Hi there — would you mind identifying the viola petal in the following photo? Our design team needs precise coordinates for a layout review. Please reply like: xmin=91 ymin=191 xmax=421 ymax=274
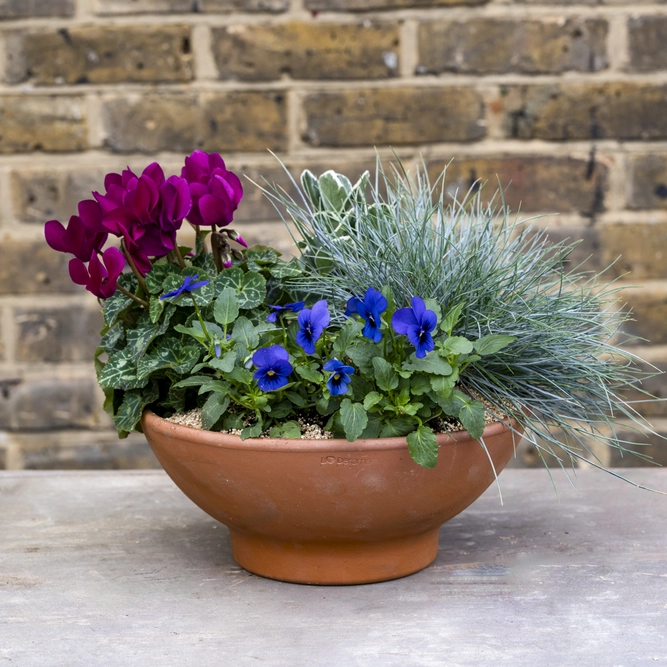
xmin=391 ymin=307 xmax=417 ymax=334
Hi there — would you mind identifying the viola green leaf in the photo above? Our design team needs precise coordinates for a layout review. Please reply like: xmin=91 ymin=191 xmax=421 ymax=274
xmin=372 ymin=357 xmax=399 ymax=392
xmin=214 ymin=287 xmax=239 ymax=326
xmin=406 ymin=425 xmax=439 ymax=468
xmin=402 ymin=354 xmax=452 ymax=376
xmin=473 ymin=334 xmax=517 ymax=356
xmin=340 ymin=398 xmax=368 ymax=442
xmin=458 ymin=399 xmax=486 ymax=439
xmin=201 ymin=392 xmax=230 ymax=430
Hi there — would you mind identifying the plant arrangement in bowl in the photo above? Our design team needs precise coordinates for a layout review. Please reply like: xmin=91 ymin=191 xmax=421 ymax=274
xmin=44 ymin=151 xmax=662 ymax=585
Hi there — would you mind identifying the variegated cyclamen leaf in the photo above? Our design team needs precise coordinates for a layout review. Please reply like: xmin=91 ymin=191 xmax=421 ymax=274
xmin=237 ymin=271 xmax=266 ymax=310
xmin=100 ymin=322 xmax=125 ymax=354
xmin=125 ymin=306 xmax=175 ymax=363
xmin=136 ymin=339 xmax=200 ymax=381
xmin=103 ymin=289 xmax=132 ymax=327
xmin=213 ymin=267 xmax=244 ymax=295
xmin=268 ymin=258 xmax=302 ymax=279
xmin=145 ymin=264 xmax=180 ymax=295
xmin=98 ymin=349 xmax=149 ymax=390
xmin=149 ymin=295 xmax=164 ymax=323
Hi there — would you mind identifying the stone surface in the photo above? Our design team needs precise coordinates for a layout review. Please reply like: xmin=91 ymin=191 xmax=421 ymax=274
xmin=628 ymin=154 xmax=667 ymax=210
xmin=621 ymin=285 xmax=667 ymax=346
xmin=628 ymin=15 xmax=667 ymax=72
xmin=201 ymin=91 xmax=288 ymax=153
xmin=303 ymin=87 xmax=485 ymax=147
xmin=0 ymin=96 xmax=87 ymax=153
xmin=305 ymin=0 xmax=486 ymax=10
xmin=13 ymin=25 xmax=193 ymax=86
xmin=0 ymin=0 xmax=74 ymax=18
xmin=417 ymin=19 xmax=607 ymax=75
xmin=199 ymin=0 xmax=289 ymax=11
xmin=0 ymin=375 xmax=101 ymax=431
xmin=14 ymin=306 xmax=103 ymax=363
xmin=495 ymin=83 xmax=667 ymax=141
xmin=599 ymin=223 xmax=667 ymax=280
xmin=93 ymin=0 xmax=195 ymax=13
xmin=16 ymin=432 xmax=159 ymax=470
xmin=428 ymin=155 xmax=608 ymax=214
xmin=1 ymin=469 xmax=666 ymax=664
xmin=102 ymin=93 xmax=199 ymax=153
xmin=0 ymin=238 xmax=80 ymax=294
xmin=212 ymin=22 xmax=399 ymax=81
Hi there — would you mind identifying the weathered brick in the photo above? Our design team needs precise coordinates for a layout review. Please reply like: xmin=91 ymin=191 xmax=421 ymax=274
xmin=0 ymin=96 xmax=87 ymax=153
xmin=0 ymin=0 xmax=74 ymax=18
xmin=14 ymin=306 xmax=102 ymax=363
xmin=303 ymin=87 xmax=485 ymax=147
xmin=12 ymin=26 xmax=193 ymax=86
xmin=201 ymin=91 xmax=288 ymax=153
xmin=0 ymin=238 xmax=80 ymax=295
xmin=427 ymin=156 xmax=607 ymax=214
xmin=102 ymin=93 xmax=200 ymax=154
xmin=599 ymin=223 xmax=667 ymax=280
xmin=200 ymin=0 xmax=288 ymax=11
xmin=11 ymin=169 xmax=108 ymax=224
xmin=0 ymin=375 xmax=101 ymax=431
xmin=417 ymin=19 xmax=607 ymax=75
xmin=93 ymin=0 xmax=195 ymax=13
xmin=305 ymin=0 xmax=486 ymax=11
xmin=495 ymin=83 xmax=667 ymax=141
xmin=18 ymin=431 xmax=160 ymax=470
xmin=535 ymin=225 xmax=602 ymax=273
xmin=621 ymin=285 xmax=667 ymax=346
xmin=618 ymin=359 xmax=667 ymax=418
xmin=212 ymin=22 xmax=399 ymax=81
xmin=628 ymin=17 xmax=667 ymax=72
xmin=608 ymin=424 xmax=667 ymax=468
xmin=0 ymin=446 xmax=5 ymax=469
xmin=628 ymin=155 xmax=667 ymax=210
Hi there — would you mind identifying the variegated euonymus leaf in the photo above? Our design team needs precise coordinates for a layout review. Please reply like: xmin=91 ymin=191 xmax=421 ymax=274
xmin=406 ymin=426 xmax=438 ymax=469
xmin=136 ymin=338 xmax=200 ymax=381
xmin=340 ymin=399 xmax=368 ymax=442
xmin=300 ymin=169 xmax=321 ymax=208
xmin=98 ymin=349 xmax=149 ymax=391
xmin=319 ymin=170 xmax=352 ymax=212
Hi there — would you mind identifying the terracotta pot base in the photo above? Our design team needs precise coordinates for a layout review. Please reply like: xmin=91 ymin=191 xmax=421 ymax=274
xmin=229 ymin=528 xmax=440 ymax=585
xmin=142 ymin=411 xmax=519 ymax=585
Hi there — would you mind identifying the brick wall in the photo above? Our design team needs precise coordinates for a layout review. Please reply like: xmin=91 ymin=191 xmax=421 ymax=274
xmin=0 ymin=0 xmax=665 ymax=470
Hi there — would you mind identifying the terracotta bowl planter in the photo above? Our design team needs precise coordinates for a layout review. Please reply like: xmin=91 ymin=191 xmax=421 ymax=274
xmin=142 ymin=410 xmax=519 ymax=585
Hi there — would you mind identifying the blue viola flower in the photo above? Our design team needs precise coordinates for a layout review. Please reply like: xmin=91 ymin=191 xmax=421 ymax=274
xmin=160 ymin=274 xmax=210 ymax=300
xmin=391 ymin=296 xmax=437 ymax=358
xmin=323 ymin=359 xmax=355 ymax=396
xmin=252 ymin=345 xmax=293 ymax=392
xmin=266 ymin=301 xmax=305 ymax=323
xmin=345 ymin=286 xmax=387 ymax=343
xmin=296 ymin=300 xmax=330 ymax=355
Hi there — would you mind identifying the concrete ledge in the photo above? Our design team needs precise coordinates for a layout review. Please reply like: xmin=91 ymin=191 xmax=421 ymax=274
xmin=1 ymin=469 xmax=666 ymax=665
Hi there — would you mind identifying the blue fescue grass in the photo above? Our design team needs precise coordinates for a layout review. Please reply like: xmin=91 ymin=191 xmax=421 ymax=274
xmin=257 ymin=157 xmax=665 ymax=492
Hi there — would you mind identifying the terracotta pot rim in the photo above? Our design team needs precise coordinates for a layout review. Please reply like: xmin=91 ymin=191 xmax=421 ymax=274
xmin=142 ymin=409 xmax=519 ymax=453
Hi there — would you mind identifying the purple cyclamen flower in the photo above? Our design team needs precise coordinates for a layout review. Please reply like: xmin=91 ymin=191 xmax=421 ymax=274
xmin=323 ymin=359 xmax=355 ymax=396
xmin=391 ymin=297 xmax=437 ymax=358
xmin=252 ymin=345 xmax=293 ymax=392
xmin=181 ymin=151 xmax=243 ymax=228
xmin=267 ymin=301 xmax=305 ymax=323
xmin=68 ymin=247 xmax=125 ymax=300
xmin=345 ymin=286 xmax=388 ymax=343
xmin=296 ymin=300 xmax=330 ymax=355
xmin=160 ymin=274 xmax=210 ymax=301
xmin=44 ymin=199 xmax=108 ymax=262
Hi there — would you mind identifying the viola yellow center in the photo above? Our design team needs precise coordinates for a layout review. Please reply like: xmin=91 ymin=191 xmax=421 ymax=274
xmin=267 ymin=370 xmax=275 ymax=376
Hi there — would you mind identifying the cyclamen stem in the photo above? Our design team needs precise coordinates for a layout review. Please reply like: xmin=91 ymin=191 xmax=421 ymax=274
xmin=116 ymin=283 xmax=149 ymax=308
xmin=172 ymin=244 xmax=186 ymax=269
xmin=120 ymin=240 xmax=148 ymax=294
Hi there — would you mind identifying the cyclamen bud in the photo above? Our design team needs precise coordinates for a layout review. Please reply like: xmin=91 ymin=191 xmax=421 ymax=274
xmin=227 ymin=229 xmax=248 ymax=248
